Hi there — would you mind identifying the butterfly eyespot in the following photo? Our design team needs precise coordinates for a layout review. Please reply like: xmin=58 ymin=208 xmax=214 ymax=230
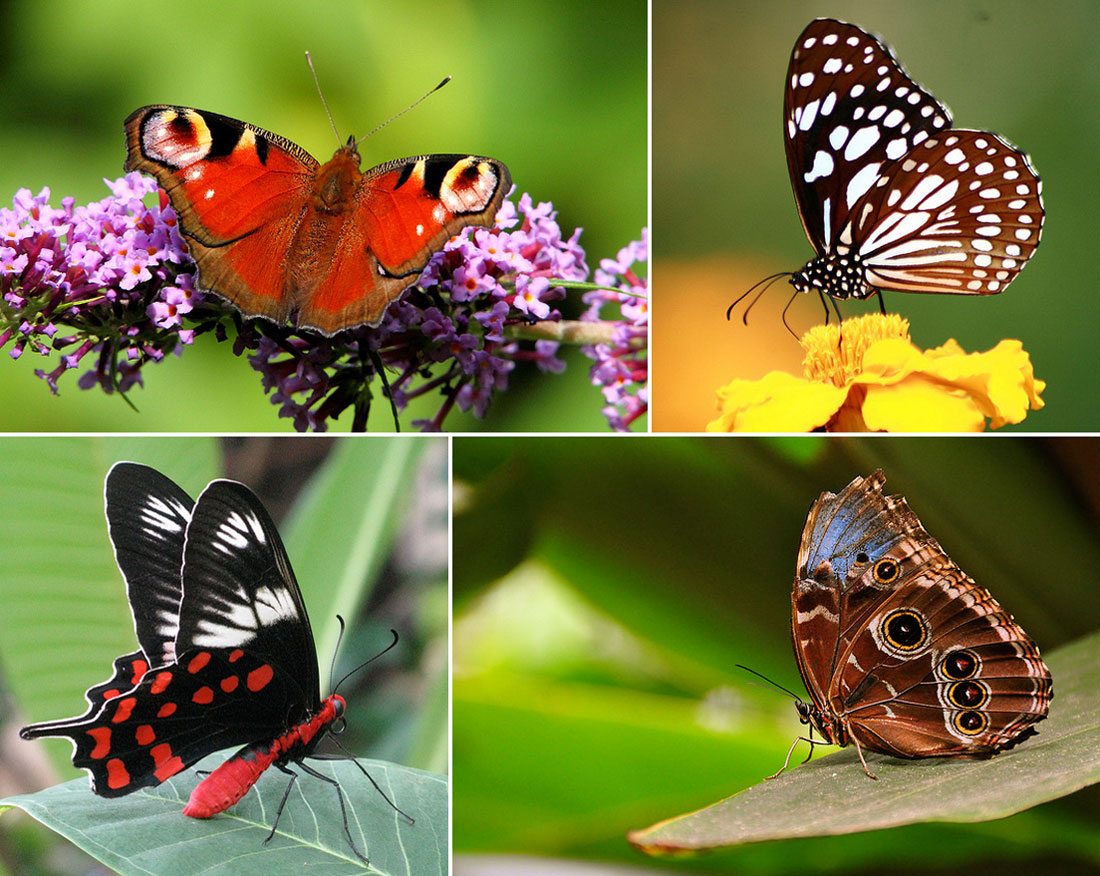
xmin=954 ymin=709 xmax=989 ymax=736
xmin=872 ymin=558 xmax=900 ymax=583
xmin=948 ymin=681 xmax=988 ymax=710
xmin=881 ymin=609 xmax=928 ymax=651
xmin=855 ymin=552 xmax=870 ymax=564
xmin=941 ymin=649 xmax=979 ymax=680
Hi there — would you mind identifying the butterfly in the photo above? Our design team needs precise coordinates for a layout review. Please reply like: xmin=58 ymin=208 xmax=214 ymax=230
xmin=124 ymin=104 xmax=511 ymax=335
xmin=779 ymin=470 xmax=1052 ymax=779
xmin=20 ymin=462 xmax=397 ymax=861
xmin=746 ymin=18 xmax=1044 ymax=315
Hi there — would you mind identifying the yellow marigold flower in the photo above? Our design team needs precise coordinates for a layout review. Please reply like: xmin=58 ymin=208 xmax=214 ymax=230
xmin=707 ymin=313 xmax=1044 ymax=432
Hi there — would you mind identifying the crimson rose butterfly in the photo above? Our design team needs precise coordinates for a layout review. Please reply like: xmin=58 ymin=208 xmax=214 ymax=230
xmin=20 ymin=462 xmax=403 ymax=862
xmin=777 ymin=471 xmax=1052 ymax=778
xmin=736 ymin=18 xmax=1044 ymax=317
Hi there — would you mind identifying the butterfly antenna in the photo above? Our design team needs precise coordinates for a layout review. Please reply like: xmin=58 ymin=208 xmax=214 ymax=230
xmin=327 ymin=615 xmax=348 ymax=693
xmin=304 ymin=51 xmax=342 ymax=145
xmin=734 ymin=664 xmax=805 ymax=702
xmin=727 ymin=272 xmax=791 ymax=324
xmin=332 ymin=628 xmax=400 ymax=696
xmin=355 ymin=76 xmax=452 ymax=148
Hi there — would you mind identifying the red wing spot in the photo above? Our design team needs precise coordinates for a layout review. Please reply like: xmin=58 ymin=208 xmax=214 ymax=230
xmin=87 ymin=727 xmax=111 ymax=759
xmin=188 ymin=652 xmax=211 ymax=674
xmin=228 ymin=649 xmax=244 ymax=663
xmin=220 ymin=675 xmax=239 ymax=693
xmin=130 ymin=659 xmax=149 ymax=684
xmin=192 ymin=686 xmax=214 ymax=705
xmin=103 ymin=688 xmax=122 ymax=701
xmin=151 ymin=671 xmax=173 ymax=694
xmin=106 ymin=758 xmax=131 ymax=790
xmin=246 ymin=664 xmax=274 ymax=692
xmin=151 ymin=743 xmax=185 ymax=782
xmin=135 ymin=725 xmax=156 ymax=746
xmin=111 ymin=697 xmax=137 ymax=723
xmin=157 ymin=702 xmax=177 ymax=718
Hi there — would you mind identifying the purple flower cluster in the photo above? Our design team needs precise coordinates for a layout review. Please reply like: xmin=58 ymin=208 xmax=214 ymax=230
xmin=0 ymin=174 xmax=200 ymax=394
xmin=2 ymin=175 xmax=646 ymax=432
xmin=246 ymin=192 xmax=590 ymax=431
xmin=580 ymin=229 xmax=649 ymax=430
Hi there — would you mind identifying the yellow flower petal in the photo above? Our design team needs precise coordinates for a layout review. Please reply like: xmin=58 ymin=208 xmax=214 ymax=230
xmin=708 ymin=313 xmax=1045 ymax=432
xmin=708 ymin=371 xmax=847 ymax=432
xmin=861 ymin=380 xmax=987 ymax=432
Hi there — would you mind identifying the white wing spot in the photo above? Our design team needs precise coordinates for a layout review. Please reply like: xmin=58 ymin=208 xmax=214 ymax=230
xmin=798 ymin=99 xmax=820 ymax=132
xmin=804 ymin=150 xmax=835 ymax=183
xmin=844 ymin=126 xmax=881 ymax=161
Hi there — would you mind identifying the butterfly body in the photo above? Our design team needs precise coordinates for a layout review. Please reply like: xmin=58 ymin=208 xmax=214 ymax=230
xmin=182 ymin=693 xmax=345 ymax=818
xmin=781 ymin=19 xmax=1043 ymax=303
xmin=124 ymin=105 xmax=510 ymax=334
xmin=788 ymin=471 xmax=1051 ymax=774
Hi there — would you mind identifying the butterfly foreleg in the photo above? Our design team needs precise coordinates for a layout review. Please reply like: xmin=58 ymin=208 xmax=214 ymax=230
xmin=767 ymin=734 xmax=822 ymax=780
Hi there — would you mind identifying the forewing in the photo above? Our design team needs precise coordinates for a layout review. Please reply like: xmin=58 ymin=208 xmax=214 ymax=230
xmin=105 ymin=462 xmax=194 ymax=666
xmin=124 ymin=105 xmax=319 ymax=324
xmin=784 ymin=18 xmax=951 ymax=252
xmin=177 ymin=480 xmax=319 ymax=712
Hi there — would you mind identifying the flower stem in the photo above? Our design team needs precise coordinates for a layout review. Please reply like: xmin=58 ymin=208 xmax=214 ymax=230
xmin=504 ymin=319 xmax=644 ymax=348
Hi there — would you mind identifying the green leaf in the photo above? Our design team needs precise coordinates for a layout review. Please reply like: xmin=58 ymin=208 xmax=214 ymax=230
xmin=0 ymin=755 xmax=446 ymax=876
xmin=286 ymin=437 xmax=428 ymax=665
xmin=627 ymin=629 xmax=1100 ymax=854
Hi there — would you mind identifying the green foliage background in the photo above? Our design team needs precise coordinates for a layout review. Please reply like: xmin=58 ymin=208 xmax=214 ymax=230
xmin=653 ymin=0 xmax=1100 ymax=430
xmin=453 ymin=436 xmax=1100 ymax=873
xmin=0 ymin=0 xmax=646 ymax=431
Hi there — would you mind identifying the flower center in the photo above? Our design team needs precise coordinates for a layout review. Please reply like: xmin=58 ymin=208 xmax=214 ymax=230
xmin=801 ymin=313 xmax=910 ymax=387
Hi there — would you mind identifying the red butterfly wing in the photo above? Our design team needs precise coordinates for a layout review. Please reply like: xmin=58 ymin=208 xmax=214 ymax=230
xmin=124 ymin=106 xmax=317 ymax=327
xmin=297 ymin=154 xmax=511 ymax=333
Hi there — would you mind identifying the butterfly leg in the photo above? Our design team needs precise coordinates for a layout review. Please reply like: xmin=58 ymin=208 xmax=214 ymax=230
xmin=767 ymin=734 xmax=822 ymax=780
xmin=297 ymin=759 xmax=369 ymax=865
xmin=851 ymin=736 xmax=879 ymax=781
xmin=780 ymin=290 xmax=801 ymax=340
xmin=264 ymin=762 xmax=300 ymax=845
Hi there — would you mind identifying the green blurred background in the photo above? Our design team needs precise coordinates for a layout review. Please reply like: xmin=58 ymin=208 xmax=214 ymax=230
xmin=0 ymin=435 xmax=448 ymax=871
xmin=0 ymin=0 xmax=646 ymax=431
xmin=653 ymin=0 xmax=1099 ymax=431
xmin=453 ymin=436 xmax=1100 ymax=873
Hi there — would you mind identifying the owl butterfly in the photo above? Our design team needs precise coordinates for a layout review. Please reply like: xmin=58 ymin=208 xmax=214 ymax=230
xmin=124 ymin=104 xmax=511 ymax=335
xmin=783 ymin=470 xmax=1051 ymax=779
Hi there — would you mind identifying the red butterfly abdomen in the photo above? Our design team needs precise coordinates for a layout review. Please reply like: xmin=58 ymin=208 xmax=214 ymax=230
xmin=182 ymin=740 xmax=278 ymax=818
xmin=182 ymin=695 xmax=345 ymax=818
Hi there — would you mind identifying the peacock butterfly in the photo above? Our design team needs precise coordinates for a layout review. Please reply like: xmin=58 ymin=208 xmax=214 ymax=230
xmin=124 ymin=105 xmax=511 ymax=335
